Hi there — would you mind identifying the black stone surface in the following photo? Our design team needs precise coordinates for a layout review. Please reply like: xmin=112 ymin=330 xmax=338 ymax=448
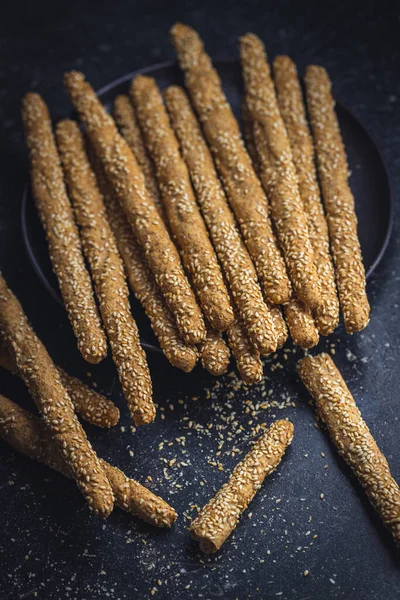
xmin=0 ymin=1 xmax=399 ymax=599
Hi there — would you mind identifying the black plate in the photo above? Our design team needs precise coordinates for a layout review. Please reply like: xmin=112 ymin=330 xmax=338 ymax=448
xmin=21 ymin=60 xmax=393 ymax=352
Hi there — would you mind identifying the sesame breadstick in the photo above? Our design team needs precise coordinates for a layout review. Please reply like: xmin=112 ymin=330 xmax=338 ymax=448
xmin=91 ymin=154 xmax=199 ymax=373
xmin=170 ymin=23 xmax=291 ymax=305
xmin=305 ymin=66 xmax=370 ymax=333
xmin=0 ymin=274 xmax=114 ymax=517
xmin=64 ymin=71 xmax=205 ymax=345
xmin=283 ymin=300 xmax=319 ymax=349
xmin=268 ymin=303 xmax=288 ymax=350
xmin=297 ymin=353 xmax=400 ymax=546
xmin=0 ymin=395 xmax=177 ymax=528
xmin=22 ymin=93 xmax=107 ymax=364
xmin=0 ymin=342 xmax=119 ymax=428
xmin=240 ymin=34 xmax=321 ymax=312
xmin=190 ymin=419 xmax=294 ymax=553
xmin=164 ymin=85 xmax=277 ymax=355
xmin=273 ymin=56 xmax=339 ymax=336
xmin=226 ymin=318 xmax=263 ymax=384
xmin=113 ymin=94 xmax=166 ymax=222
xmin=131 ymin=76 xmax=234 ymax=333
xmin=56 ymin=120 xmax=154 ymax=426
xmin=199 ymin=324 xmax=231 ymax=376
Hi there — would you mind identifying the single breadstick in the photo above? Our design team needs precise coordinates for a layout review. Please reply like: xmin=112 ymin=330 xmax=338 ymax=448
xmin=273 ymin=56 xmax=339 ymax=335
xmin=64 ymin=71 xmax=205 ymax=345
xmin=268 ymin=303 xmax=288 ymax=349
xmin=91 ymin=153 xmax=199 ymax=373
xmin=55 ymin=120 xmax=154 ymax=426
xmin=190 ymin=420 xmax=294 ymax=553
xmin=0 ymin=274 xmax=114 ymax=517
xmin=131 ymin=76 xmax=234 ymax=333
xmin=226 ymin=318 xmax=263 ymax=384
xmin=297 ymin=353 xmax=400 ymax=546
xmin=283 ymin=300 xmax=319 ymax=349
xmin=199 ymin=324 xmax=231 ymax=376
xmin=165 ymin=85 xmax=277 ymax=355
xmin=305 ymin=66 xmax=370 ymax=333
xmin=240 ymin=34 xmax=321 ymax=312
xmin=113 ymin=94 xmax=166 ymax=222
xmin=170 ymin=23 xmax=291 ymax=305
xmin=21 ymin=93 xmax=107 ymax=364
xmin=0 ymin=395 xmax=177 ymax=527
xmin=0 ymin=343 xmax=119 ymax=428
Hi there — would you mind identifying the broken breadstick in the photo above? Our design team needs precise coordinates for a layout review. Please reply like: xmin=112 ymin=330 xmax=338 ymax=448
xmin=164 ymin=84 xmax=277 ymax=355
xmin=91 ymin=153 xmax=198 ymax=373
xmin=305 ymin=66 xmax=370 ymax=333
xmin=0 ymin=395 xmax=176 ymax=527
xmin=170 ymin=23 xmax=291 ymax=306
xmin=22 ymin=93 xmax=107 ymax=364
xmin=297 ymin=353 xmax=400 ymax=546
xmin=199 ymin=324 xmax=231 ymax=376
xmin=0 ymin=274 xmax=114 ymax=517
xmin=64 ymin=71 xmax=205 ymax=345
xmin=131 ymin=76 xmax=234 ymax=333
xmin=226 ymin=318 xmax=263 ymax=384
xmin=240 ymin=34 xmax=321 ymax=311
xmin=189 ymin=419 xmax=294 ymax=553
xmin=113 ymin=94 xmax=166 ymax=222
xmin=56 ymin=119 xmax=154 ymax=426
xmin=273 ymin=56 xmax=339 ymax=336
xmin=0 ymin=342 xmax=119 ymax=428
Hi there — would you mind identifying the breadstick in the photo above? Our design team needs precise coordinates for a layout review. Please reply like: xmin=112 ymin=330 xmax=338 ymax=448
xmin=189 ymin=419 xmax=294 ymax=553
xmin=226 ymin=318 xmax=263 ymax=384
xmin=297 ymin=353 xmax=400 ymax=546
xmin=113 ymin=94 xmax=166 ymax=222
xmin=283 ymin=300 xmax=319 ymax=349
xmin=164 ymin=85 xmax=277 ymax=355
xmin=131 ymin=76 xmax=234 ymax=333
xmin=170 ymin=23 xmax=291 ymax=305
xmin=199 ymin=324 xmax=230 ymax=376
xmin=64 ymin=71 xmax=205 ymax=345
xmin=0 ymin=274 xmax=114 ymax=517
xmin=22 ymin=93 xmax=107 ymax=364
xmin=55 ymin=120 xmax=154 ymax=426
xmin=240 ymin=34 xmax=321 ymax=312
xmin=91 ymin=152 xmax=198 ymax=373
xmin=273 ymin=56 xmax=339 ymax=335
xmin=305 ymin=66 xmax=370 ymax=333
xmin=268 ymin=303 xmax=288 ymax=350
xmin=0 ymin=395 xmax=177 ymax=528
xmin=0 ymin=342 xmax=119 ymax=428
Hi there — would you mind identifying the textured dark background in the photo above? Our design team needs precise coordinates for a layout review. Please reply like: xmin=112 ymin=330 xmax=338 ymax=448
xmin=0 ymin=0 xmax=399 ymax=598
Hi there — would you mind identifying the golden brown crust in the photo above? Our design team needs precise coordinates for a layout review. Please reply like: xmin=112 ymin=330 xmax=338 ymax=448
xmin=268 ymin=303 xmax=288 ymax=349
xmin=283 ymin=299 xmax=319 ymax=349
xmin=21 ymin=93 xmax=107 ymax=364
xmin=0 ymin=395 xmax=177 ymax=527
xmin=64 ymin=71 xmax=205 ymax=345
xmin=189 ymin=420 xmax=294 ymax=553
xmin=226 ymin=318 xmax=263 ymax=384
xmin=170 ymin=23 xmax=291 ymax=305
xmin=297 ymin=353 xmax=400 ymax=546
xmin=304 ymin=66 xmax=370 ymax=334
xmin=0 ymin=274 xmax=114 ymax=517
xmin=56 ymin=119 xmax=154 ymax=426
xmin=113 ymin=94 xmax=166 ymax=222
xmin=130 ymin=76 xmax=234 ymax=332
xmin=240 ymin=34 xmax=321 ymax=312
xmin=0 ymin=343 xmax=119 ymax=428
xmin=165 ymin=85 xmax=278 ymax=355
xmin=199 ymin=324 xmax=231 ymax=376
xmin=273 ymin=56 xmax=339 ymax=335
xmin=91 ymin=156 xmax=199 ymax=373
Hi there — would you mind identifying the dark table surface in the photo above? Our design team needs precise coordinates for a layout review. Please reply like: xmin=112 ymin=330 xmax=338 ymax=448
xmin=0 ymin=1 xmax=399 ymax=598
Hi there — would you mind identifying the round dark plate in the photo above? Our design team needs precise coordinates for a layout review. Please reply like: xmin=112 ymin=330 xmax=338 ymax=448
xmin=21 ymin=60 xmax=393 ymax=352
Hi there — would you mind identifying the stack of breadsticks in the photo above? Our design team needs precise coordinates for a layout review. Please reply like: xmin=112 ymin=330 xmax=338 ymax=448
xmin=19 ymin=23 xmax=369 ymax=426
